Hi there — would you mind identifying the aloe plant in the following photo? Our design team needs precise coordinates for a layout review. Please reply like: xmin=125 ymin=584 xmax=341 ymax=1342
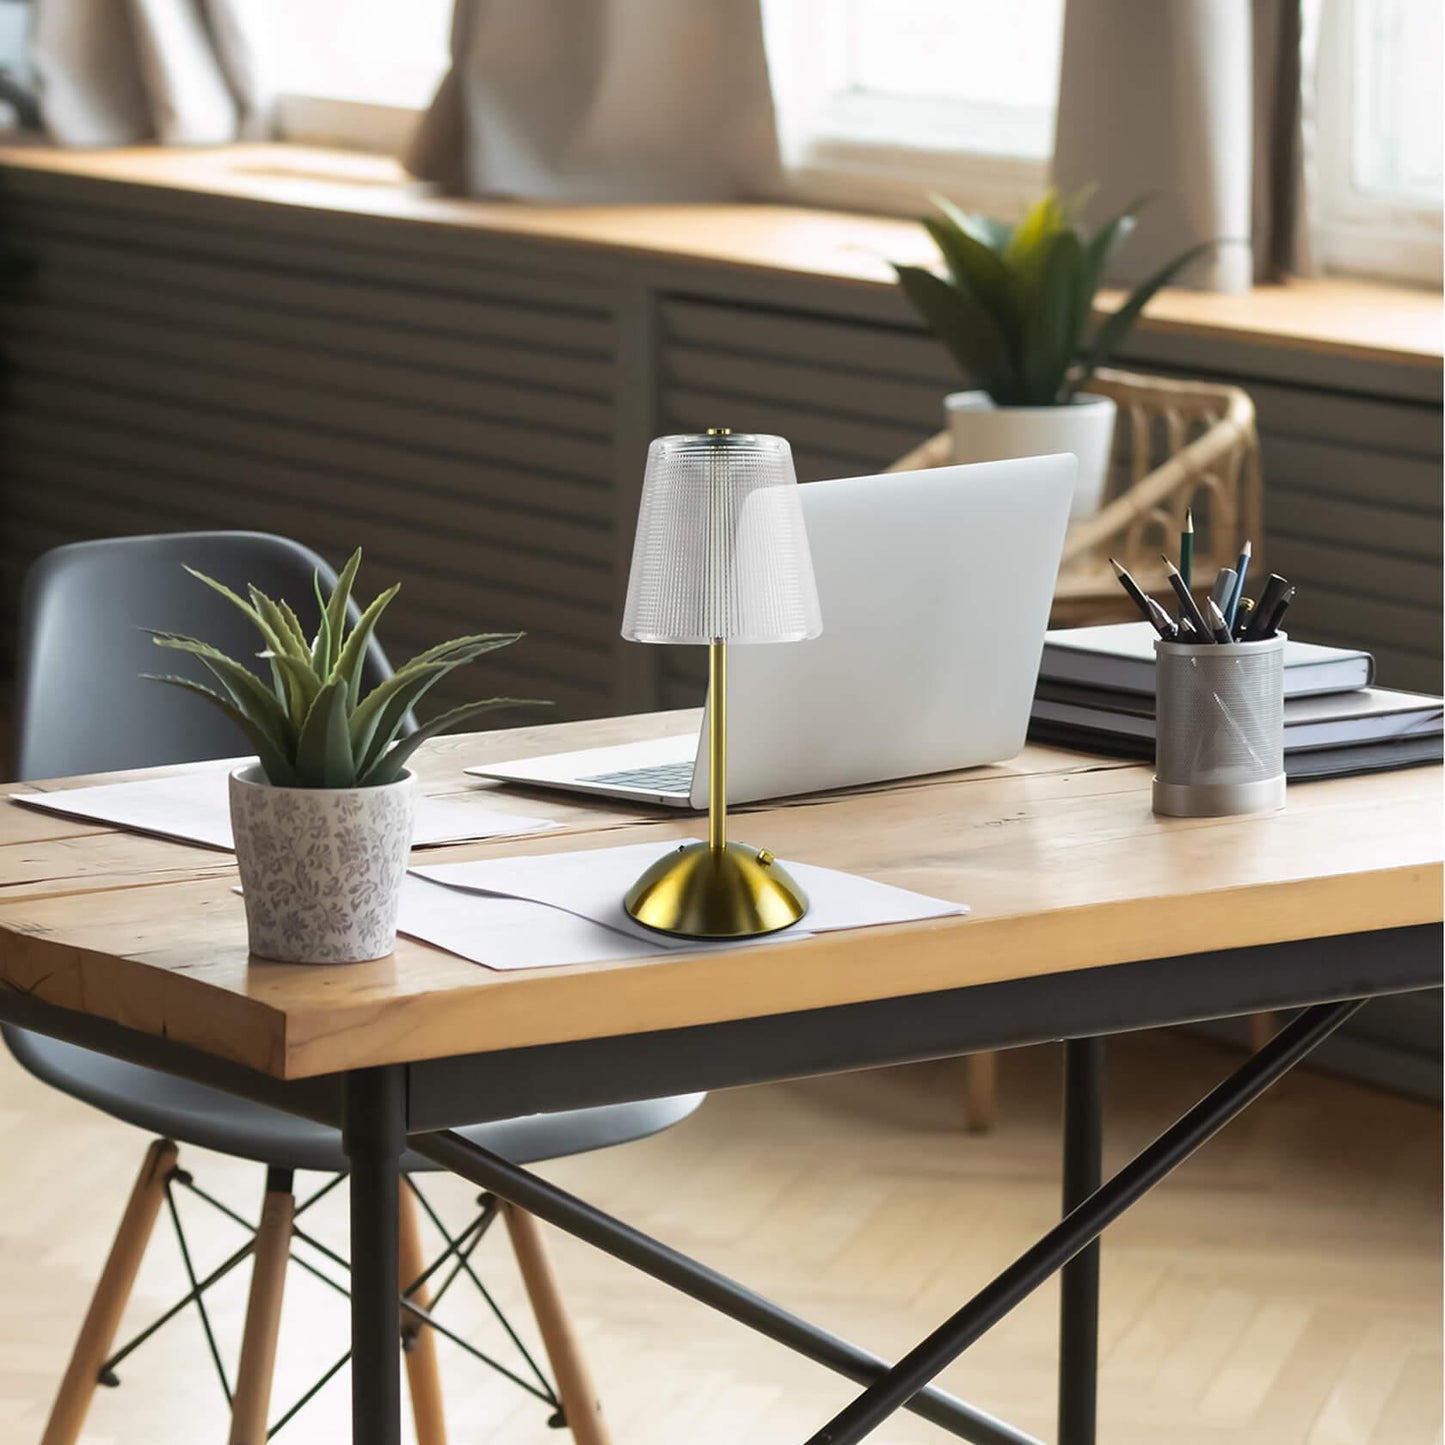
xmin=894 ymin=190 xmax=1212 ymax=407
xmin=144 ymin=549 xmax=544 ymax=788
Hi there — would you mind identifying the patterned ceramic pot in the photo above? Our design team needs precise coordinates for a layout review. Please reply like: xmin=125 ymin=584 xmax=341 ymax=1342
xmin=228 ymin=764 xmax=415 ymax=963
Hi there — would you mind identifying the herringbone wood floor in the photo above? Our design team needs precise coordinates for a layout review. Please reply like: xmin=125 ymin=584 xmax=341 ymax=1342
xmin=0 ymin=1030 xmax=1438 ymax=1444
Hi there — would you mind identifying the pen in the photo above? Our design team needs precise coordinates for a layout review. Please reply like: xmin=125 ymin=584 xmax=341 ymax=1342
xmin=1232 ymin=596 xmax=1255 ymax=639
xmin=1241 ymin=573 xmax=1291 ymax=640
xmin=1180 ymin=508 xmax=1194 ymax=593
xmin=1225 ymin=539 xmax=1251 ymax=628
xmin=1255 ymin=584 xmax=1295 ymax=639
xmin=1208 ymin=567 xmax=1237 ymax=614
xmin=1144 ymin=594 xmax=1179 ymax=641
xmin=1206 ymin=597 xmax=1233 ymax=644
xmin=1109 ymin=557 xmax=1156 ymax=626
xmin=1161 ymin=554 xmax=1211 ymax=640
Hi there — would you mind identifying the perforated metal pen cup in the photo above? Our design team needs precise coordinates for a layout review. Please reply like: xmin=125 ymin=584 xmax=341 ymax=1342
xmin=1152 ymin=633 xmax=1287 ymax=818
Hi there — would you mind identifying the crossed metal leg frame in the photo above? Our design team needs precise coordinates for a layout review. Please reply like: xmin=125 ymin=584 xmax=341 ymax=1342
xmin=396 ymin=999 xmax=1362 ymax=1445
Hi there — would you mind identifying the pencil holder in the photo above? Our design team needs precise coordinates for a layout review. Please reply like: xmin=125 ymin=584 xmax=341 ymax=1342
xmin=1152 ymin=633 xmax=1287 ymax=818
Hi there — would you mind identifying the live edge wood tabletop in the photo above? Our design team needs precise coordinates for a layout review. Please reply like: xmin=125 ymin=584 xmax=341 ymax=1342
xmin=0 ymin=710 xmax=1438 ymax=1084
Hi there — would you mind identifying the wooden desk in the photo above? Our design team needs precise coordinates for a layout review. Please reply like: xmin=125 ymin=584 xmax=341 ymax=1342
xmin=0 ymin=714 xmax=1439 ymax=1445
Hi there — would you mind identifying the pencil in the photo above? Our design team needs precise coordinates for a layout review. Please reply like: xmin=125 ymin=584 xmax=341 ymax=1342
xmin=1180 ymin=508 xmax=1194 ymax=592
xmin=1109 ymin=557 xmax=1155 ymax=625
xmin=1162 ymin=554 xmax=1211 ymax=639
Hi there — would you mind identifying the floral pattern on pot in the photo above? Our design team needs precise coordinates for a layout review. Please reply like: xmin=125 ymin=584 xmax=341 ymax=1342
xmin=229 ymin=764 xmax=416 ymax=963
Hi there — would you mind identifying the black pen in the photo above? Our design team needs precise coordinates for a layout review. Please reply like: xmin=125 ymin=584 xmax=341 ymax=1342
xmin=1241 ymin=574 xmax=1291 ymax=640
xmin=1206 ymin=598 xmax=1233 ymax=644
xmin=1161 ymin=555 xmax=1212 ymax=640
xmin=1256 ymin=585 xmax=1296 ymax=639
xmin=1232 ymin=596 xmax=1255 ymax=639
xmin=1144 ymin=595 xmax=1179 ymax=640
xmin=1225 ymin=540 xmax=1251 ymax=628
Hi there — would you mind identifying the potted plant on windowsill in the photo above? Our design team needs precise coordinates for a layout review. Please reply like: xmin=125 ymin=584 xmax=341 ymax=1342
xmin=894 ymin=191 xmax=1210 ymax=518
xmin=146 ymin=550 xmax=542 ymax=964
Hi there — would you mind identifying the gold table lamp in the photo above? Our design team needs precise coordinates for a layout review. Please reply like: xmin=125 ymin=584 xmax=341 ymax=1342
xmin=620 ymin=430 xmax=823 ymax=939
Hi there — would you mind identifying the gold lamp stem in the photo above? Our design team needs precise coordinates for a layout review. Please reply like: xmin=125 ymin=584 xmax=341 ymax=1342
xmin=708 ymin=636 xmax=727 ymax=853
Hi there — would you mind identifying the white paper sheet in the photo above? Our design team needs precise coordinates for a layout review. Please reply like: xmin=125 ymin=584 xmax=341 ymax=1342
xmin=11 ymin=762 xmax=559 ymax=852
xmin=412 ymin=838 xmax=967 ymax=950
xmin=396 ymin=875 xmax=663 ymax=970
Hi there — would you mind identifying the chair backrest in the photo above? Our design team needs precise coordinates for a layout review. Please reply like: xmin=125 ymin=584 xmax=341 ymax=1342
xmin=12 ymin=531 xmax=396 ymax=781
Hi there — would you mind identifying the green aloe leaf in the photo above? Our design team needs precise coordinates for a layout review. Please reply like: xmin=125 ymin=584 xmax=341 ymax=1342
xmin=294 ymin=678 xmax=354 ymax=787
xmin=183 ymin=567 xmax=288 ymax=657
xmin=401 ymin=632 xmax=522 ymax=670
xmin=360 ymin=698 xmax=546 ymax=787
xmin=323 ymin=549 xmax=363 ymax=674
xmin=1004 ymin=190 xmax=1066 ymax=273
xmin=330 ymin=582 xmax=400 ymax=711
xmin=149 ymin=632 xmax=294 ymax=754
xmin=932 ymin=195 xmax=1014 ymax=255
xmin=309 ymin=570 xmax=328 ymax=675
xmin=1020 ymin=231 xmax=1083 ymax=404
xmin=893 ymin=263 xmax=1012 ymax=394
xmin=143 ymin=673 xmax=299 ymax=786
xmin=258 ymin=650 xmax=322 ymax=727
xmin=350 ymin=658 xmax=461 ymax=773
xmin=921 ymin=213 xmax=1021 ymax=377
xmin=275 ymin=599 xmax=312 ymax=661
xmin=1080 ymin=239 xmax=1215 ymax=386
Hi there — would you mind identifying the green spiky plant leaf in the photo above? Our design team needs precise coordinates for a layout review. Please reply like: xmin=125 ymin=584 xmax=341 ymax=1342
xmin=894 ymin=190 xmax=1215 ymax=405
xmin=144 ymin=549 xmax=547 ymax=787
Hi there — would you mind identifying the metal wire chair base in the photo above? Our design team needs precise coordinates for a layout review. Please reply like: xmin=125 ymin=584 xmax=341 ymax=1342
xmin=96 ymin=1162 xmax=565 ymax=1439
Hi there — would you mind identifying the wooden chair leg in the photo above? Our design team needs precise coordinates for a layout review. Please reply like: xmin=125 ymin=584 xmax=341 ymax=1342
xmin=501 ymin=1203 xmax=612 ymax=1445
xmin=964 ymin=1051 xmax=999 ymax=1133
xmin=399 ymin=1183 xmax=447 ymax=1445
xmin=1248 ymin=1012 xmax=1278 ymax=1051
xmin=41 ymin=1137 xmax=178 ymax=1445
xmin=229 ymin=1172 xmax=294 ymax=1445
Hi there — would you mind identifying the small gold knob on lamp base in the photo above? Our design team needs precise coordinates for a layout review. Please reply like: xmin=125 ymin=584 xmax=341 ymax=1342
xmin=624 ymin=840 xmax=808 ymax=940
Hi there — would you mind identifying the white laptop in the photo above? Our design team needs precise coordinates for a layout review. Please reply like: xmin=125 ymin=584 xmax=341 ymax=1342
xmin=469 ymin=455 xmax=1075 ymax=808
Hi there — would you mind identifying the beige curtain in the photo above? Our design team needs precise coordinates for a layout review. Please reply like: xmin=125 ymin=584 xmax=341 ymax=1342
xmin=1051 ymin=0 xmax=1310 ymax=291
xmin=32 ymin=0 xmax=269 ymax=147
xmin=407 ymin=0 xmax=782 ymax=202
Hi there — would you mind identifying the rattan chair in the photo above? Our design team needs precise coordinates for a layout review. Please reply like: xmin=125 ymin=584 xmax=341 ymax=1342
xmin=890 ymin=370 xmax=1265 ymax=1130
xmin=889 ymin=367 xmax=1264 ymax=629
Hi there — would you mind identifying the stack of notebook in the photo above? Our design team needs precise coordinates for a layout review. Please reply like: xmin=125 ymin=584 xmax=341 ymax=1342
xmin=1029 ymin=622 xmax=1444 ymax=780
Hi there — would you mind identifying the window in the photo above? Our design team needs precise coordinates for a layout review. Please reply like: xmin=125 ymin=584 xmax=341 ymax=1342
xmin=762 ymin=0 xmax=1066 ymax=216
xmin=1312 ymin=0 xmax=1443 ymax=286
xmin=242 ymin=0 xmax=451 ymax=153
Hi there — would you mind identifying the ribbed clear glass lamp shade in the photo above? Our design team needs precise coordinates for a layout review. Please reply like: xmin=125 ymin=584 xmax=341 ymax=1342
xmin=621 ymin=432 xmax=822 ymax=644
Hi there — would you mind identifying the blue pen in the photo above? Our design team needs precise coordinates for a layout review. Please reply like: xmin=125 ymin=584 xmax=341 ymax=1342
xmin=1225 ymin=540 xmax=1251 ymax=628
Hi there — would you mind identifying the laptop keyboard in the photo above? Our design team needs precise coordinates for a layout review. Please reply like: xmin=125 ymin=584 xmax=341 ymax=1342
xmin=579 ymin=762 xmax=694 ymax=793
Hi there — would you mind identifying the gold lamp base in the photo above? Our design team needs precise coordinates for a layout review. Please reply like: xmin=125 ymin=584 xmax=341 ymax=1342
xmin=624 ymin=840 xmax=809 ymax=940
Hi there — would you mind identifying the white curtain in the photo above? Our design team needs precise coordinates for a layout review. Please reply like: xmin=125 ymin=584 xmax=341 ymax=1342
xmin=406 ymin=0 xmax=782 ymax=202
xmin=32 ymin=0 xmax=270 ymax=147
xmin=1051 ymin=0 xmax=1310 ymax=292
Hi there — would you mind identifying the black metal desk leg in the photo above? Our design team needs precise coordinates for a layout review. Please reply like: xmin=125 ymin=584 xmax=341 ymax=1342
xmin=344 ymin=1066 xmax=405 ymax=1445
xmin=1059 ymin=1037 xmax=1103 ymax=1445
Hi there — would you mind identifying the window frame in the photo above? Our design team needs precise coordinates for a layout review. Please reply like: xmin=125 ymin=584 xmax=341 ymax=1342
xmin=1310 ymin=0 xmax=1442 ymax=288
xmin=763 ymin=0 xmax=1058 ymax=217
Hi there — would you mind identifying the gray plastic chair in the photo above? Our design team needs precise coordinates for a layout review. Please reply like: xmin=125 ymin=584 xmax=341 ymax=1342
xmin=9 ymin=532 xmax=702 ymax=1445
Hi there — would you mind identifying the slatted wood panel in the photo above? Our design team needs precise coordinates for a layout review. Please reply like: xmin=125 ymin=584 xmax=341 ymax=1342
xmin=0 ymin=176 xmax=624 ymax=722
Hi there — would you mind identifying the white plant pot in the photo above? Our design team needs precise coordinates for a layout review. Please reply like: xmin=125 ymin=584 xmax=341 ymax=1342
xmin=945 ymin=390 xmax=1117 ymax=519
xmin=229 ymin=764 xmax=416 ymax=964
